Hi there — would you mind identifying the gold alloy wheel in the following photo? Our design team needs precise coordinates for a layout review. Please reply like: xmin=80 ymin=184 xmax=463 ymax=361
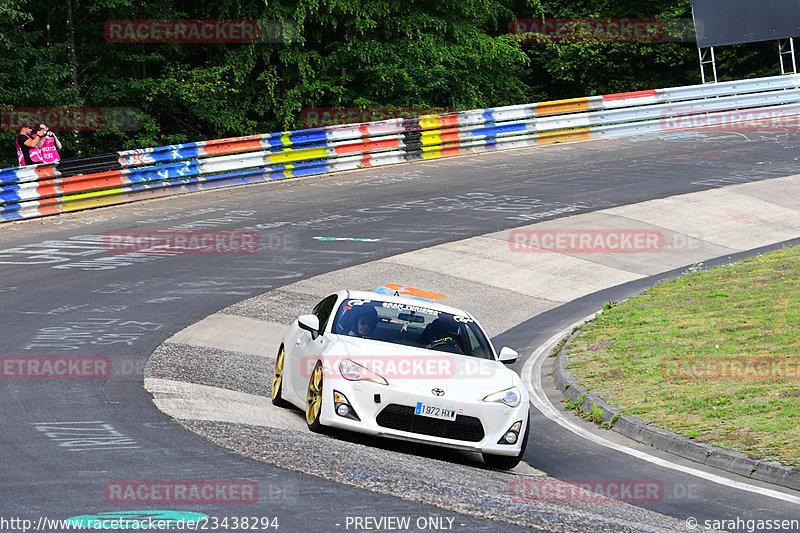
xmin=271 ymin=346 xmax=288 ymax=407
xmin=271 ymin=347 xmax=284 ymax=400
xmin=306 ymin=361 xmax=324 ymax=429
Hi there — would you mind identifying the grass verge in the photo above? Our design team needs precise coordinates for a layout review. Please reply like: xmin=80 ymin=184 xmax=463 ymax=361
xmin=566 ymin=245 xmax=800 ymax=466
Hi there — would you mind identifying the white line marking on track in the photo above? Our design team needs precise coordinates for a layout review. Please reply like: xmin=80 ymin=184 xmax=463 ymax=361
xmin=522 ymin=322 xmax=800 ymax=506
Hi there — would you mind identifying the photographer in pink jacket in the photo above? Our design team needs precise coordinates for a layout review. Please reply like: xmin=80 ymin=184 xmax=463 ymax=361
xmin=37 ymin=122 xmax=62 ymax=164
xmin=15 ymin=122 xmax=45 ymax=166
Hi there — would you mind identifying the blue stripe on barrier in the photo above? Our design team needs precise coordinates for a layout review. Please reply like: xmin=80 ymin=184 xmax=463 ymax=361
xmin=470 ymin=123 xmax=529 ymax=138
xmin=125 ymin=160 xmax=199 ymax=184
xmin=287 ymin=129 xmax=330 ymax=145
xmin=0 ymin=184 xmax=23 ymax=204
xmin=0 ymin=168 xmax=34 ymax=186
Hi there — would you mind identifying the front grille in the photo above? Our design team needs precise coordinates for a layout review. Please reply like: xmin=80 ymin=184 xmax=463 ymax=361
xmin=375 ymin=404 xmax=484 ymax=442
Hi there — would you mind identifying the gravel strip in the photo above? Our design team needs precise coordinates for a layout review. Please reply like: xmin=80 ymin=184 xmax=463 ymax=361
xmin=182 ymin=419 xmax=690 ymax=532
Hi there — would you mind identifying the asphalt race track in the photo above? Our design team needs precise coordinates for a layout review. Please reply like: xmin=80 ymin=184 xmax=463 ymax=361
xmin=2 ymin=128 xmax=800 ymax=532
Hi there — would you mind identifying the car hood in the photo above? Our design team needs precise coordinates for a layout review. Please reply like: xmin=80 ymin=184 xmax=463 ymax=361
xmin=327 ymin=335 xmax=518 ymax=398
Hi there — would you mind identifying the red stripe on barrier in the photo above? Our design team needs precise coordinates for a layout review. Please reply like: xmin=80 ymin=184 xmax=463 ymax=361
xmin=602 ymin=89 xmax=657 ymax=101
xmin=334 ymin=138 xmax=400 ymax=154
xmin=203 ymin=138 xmax=263 ymax=156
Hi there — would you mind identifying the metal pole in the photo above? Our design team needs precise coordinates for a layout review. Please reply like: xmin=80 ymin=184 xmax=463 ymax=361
xmin=711 ymin=46 xmax=718 ymax=83
xmin=699 ymin=47 xmax=706 ymax=83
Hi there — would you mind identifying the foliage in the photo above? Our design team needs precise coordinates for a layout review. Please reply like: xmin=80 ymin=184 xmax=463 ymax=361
xmin=0 ymin=0 xmax=786 ymax=168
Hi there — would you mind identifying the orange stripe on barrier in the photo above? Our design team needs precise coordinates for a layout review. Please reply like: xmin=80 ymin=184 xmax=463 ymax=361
xmin=438 ymin=131 xmax=461 ymax=144
xmin=34 ymin=197 xmax=61 ymax=217
xmin=35 ymin=180 xmax=62 ymax=199
xmin=334 ymin=138 xmax=400 ymax=154
xmin=536 ymin=98 xmax=589 ymax=116
xmin=602 ymin=89 xmax=657 ymax=101
xmin=437 ymin=115 xmax=460 ymax=128
xmin=34 ymin=165 xmax=59 ymax=180
xmin=203 ymin=138 xmax=263 ymax=156
xmin=536 ymin=128 xmax=591 ymax=144
xmin=59 ymin=170 xmax=125 ymax=195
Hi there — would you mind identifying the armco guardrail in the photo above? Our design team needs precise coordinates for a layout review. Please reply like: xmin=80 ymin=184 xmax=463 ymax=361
xmin=3 ymin=74 xmax=800 ymax=222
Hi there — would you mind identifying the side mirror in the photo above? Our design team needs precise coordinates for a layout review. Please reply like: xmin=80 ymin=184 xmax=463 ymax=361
xmin=298 ymin=314 xmax=320 ymax=339
xmin=498 ymin=347 xmax=518 ymax=364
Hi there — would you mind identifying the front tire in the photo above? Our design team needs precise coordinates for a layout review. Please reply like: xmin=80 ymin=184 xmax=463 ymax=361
xmin=271 ymin=346 xmax=289 ymax=407
xmin=482 ymin=414 xmax=530 ymax=470
xmin=306 ymin=360 xmax=324 ymax=433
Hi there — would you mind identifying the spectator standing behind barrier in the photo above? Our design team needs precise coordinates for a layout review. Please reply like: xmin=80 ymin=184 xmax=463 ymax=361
xmin=15 ymin=122 xmax=45 ymax=166
xmin=37 ymin=122 xmax=62 ymax=164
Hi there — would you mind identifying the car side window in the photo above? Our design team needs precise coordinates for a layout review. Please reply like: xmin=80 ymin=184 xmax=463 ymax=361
xmin=312 ymin=294 xmax=339 ymax=333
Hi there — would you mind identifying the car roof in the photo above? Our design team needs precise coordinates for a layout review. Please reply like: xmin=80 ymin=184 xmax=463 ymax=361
xmin=340 ymin=290 xmax=474 ymax=318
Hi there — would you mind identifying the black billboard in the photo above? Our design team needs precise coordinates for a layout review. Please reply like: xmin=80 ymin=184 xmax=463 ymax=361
xmin=692 ymin=0 xmax=800 ymax=47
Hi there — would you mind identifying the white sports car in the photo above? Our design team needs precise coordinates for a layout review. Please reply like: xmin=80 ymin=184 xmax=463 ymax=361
xmin=271 ymin=290 xmax=530 ymax=469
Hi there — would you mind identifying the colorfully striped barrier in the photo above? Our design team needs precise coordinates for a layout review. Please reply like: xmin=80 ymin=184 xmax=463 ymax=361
xmin=3 ymin=73 xmax=800 ymax=222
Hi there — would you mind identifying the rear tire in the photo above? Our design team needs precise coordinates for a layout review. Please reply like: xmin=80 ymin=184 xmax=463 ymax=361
xmin=482 ymin=413 xmax=529 ymax=470
xmin=271 ymin=346 xmax=289 ymax=407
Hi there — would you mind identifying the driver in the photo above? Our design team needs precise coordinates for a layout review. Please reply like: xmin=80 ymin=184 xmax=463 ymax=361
xmin=422 ymin=316 xmax=463 ymax=352
xmin=348 ymin=306 xmax=378 ymax=338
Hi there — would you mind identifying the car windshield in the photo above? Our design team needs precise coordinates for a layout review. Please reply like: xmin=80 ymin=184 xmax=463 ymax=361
xmin=331 ymin=298 xmax=494 ymax=359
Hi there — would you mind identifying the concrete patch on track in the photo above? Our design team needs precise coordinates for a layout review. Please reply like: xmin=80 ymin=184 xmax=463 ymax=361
xmin=145 ymin=377 xmax=307 ymax=430
xmin=143 ymin=173 xmax=800 ymax=530
xmin=165 ymin=314 xmax=285 ymax=356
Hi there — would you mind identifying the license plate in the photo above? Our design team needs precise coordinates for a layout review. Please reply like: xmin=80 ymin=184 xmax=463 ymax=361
xmin=414 ymin=402 xmax=457 ymax=421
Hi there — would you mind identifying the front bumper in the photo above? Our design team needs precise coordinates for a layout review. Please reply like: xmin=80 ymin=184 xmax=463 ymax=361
xmin=318 ymin=379 xmax=529 ymax=456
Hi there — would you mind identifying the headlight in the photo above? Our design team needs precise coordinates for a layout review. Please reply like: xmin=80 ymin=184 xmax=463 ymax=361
xmin=339 ymin=359 xmax=388 ymax=385
xmin=483 ymin=386 xmax=521 ymax=407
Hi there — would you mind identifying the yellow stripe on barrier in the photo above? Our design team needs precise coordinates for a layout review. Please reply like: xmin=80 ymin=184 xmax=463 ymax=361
xmin=420 ymin=145 xmax=463 ymax=159
xmin=267 ymin=146 xmax=328 ymax=164
xmin=61 ymin=187 xmax=129 ymax=211
xmin=419 ymin=116 xmax=443 ymax=130
xmin=420 ymin=132 xmax=444 ymax=146
xmin=64 ymin=186 xmax=128 ymax=201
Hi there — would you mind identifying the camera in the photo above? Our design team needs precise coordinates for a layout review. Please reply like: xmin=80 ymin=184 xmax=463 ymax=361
xmin=47 ymin=131 xmax=54 ymax=137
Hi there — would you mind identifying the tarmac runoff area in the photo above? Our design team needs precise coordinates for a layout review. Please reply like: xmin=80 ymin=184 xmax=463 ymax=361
xmin=144 ymin=174 xmax=800 ymax=530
